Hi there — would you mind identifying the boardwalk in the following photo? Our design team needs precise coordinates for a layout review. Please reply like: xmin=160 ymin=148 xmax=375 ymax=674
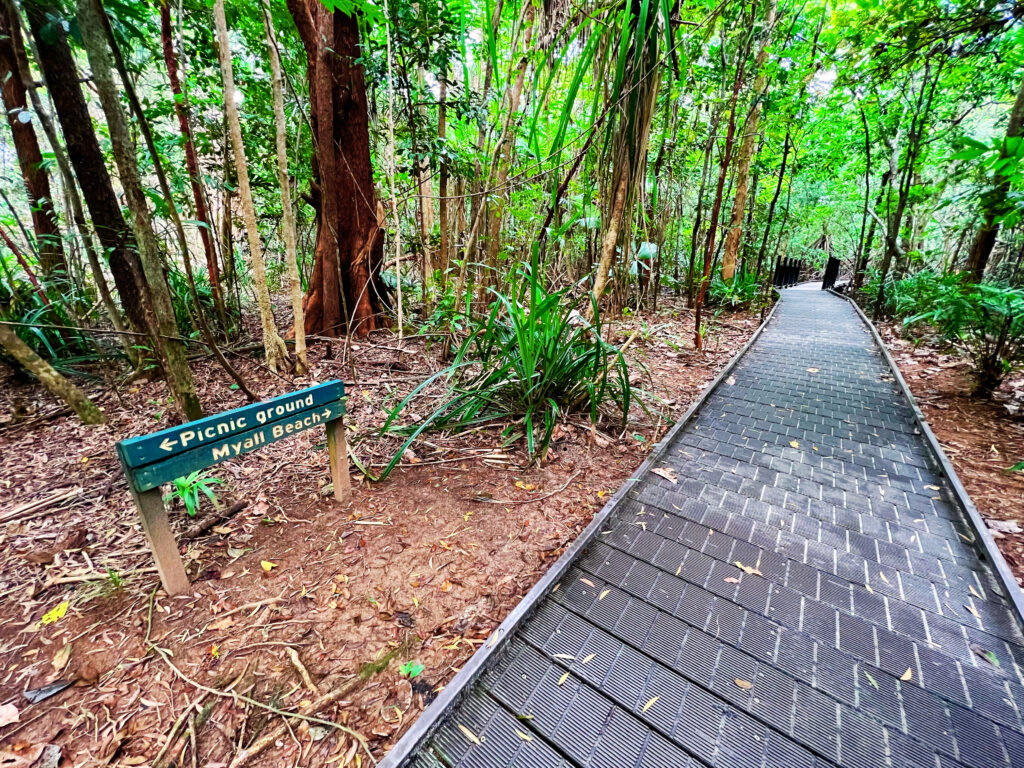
xmin=384 ymin=290 xmax=1024 ymax=768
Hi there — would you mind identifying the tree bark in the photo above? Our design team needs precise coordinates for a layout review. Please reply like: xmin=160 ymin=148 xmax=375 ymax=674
xmin=721 ymin=0 xmax=777 ymax=281
xmin=23 ymin=1 xmax=151 ymax=336
xmin=287 ymin=0 xmax=385 ymax=338
xmin=437 ymin=77 xmax=450 ymax=285
xmin=262 ymin=0 xmax=307 ymax=373
xmin=0 ymin=7 xmax=65 ymax=277
xmin=213 ymin=0 xmax=289 ymax=371
xmin=964 ymin=76 xmax=1024 ymax=282
xmin=76 ymin=0 xmax=202 ymax=420
xmin=159 ymin=0 xmax=226 ymax=324
xmin=0 ymin=323 xmax=104 ymax=424
xmin=694 ymin=31 xmax=749 ymax=349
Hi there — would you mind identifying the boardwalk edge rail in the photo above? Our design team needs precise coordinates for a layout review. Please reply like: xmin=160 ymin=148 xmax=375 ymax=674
xmin=830 ymin=288 xmax=1024 ymax=625
xmin=380 ymin=299 xmax=783 ymax=768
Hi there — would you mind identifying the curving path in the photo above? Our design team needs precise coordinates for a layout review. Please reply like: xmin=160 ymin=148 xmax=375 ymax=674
xmin=383 ymin=289 xmax=1024 ymax=768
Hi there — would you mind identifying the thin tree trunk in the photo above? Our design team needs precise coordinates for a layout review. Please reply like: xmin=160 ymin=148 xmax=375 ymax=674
xmin=480 ymin=4 xmax=535 ymax=299
xmin=722 ymin=0 xmax=777 ymax=281
xmin=591 ymin=171 xmax=630 ymax=307
xmin=0 ymin=8 xmax=65 ymax=277
xmin=160 ymin=0 xmax=226 ymax=325
xmin=964 ymin=76 xmax=1024 ymax=282
xmin=694 ymin=32 xmax=749 ymax=350
xmin=438 ymin=77 xmax=449 ymax=286
xmin=0 ymin=323 xmax=104 ymax=424
xmin=213 ymin=0 xmax=289 ymax=372
xmin=76 ymin=0 xmax=203 ymax=420
xmin=262 ymin=0 xmax=307 ymax=374
xmin=754 ymin=130 xmax=789 ymax=279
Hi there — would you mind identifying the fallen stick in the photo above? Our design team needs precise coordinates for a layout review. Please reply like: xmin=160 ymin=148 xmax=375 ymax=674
xmin=1 ymin=487 xmax=83 ymax=525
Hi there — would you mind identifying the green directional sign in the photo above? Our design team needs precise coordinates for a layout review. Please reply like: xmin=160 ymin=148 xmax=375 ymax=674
xmin=116 ymin=381 xmax=351 ymax=596
xmin=119 ymin=380 xmax=345 ymax=470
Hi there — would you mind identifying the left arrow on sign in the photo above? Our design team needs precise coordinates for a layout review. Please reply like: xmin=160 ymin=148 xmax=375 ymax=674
xmin=160 ymin=437 xmax=178 ymax=452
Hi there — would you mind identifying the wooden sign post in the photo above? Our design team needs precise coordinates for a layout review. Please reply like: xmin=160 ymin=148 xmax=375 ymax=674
xmin=116 ymin=380 xmax=349 ymax=595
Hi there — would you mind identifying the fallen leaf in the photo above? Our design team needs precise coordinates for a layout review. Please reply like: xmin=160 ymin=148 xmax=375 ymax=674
xmin=726 ymin=376 xmax=736 ymax=386
xmin=552 ymin=654 xmax=575 ymax=660
xmin=806 ymin=368 xmax=819 ymax=373
xmin=558 ymin=671 xmax=570 ymax=686
xmin=51 ymin=643 xmax=72 ymax=675
xmin=900 ymin=668 xmax=913 ymax=681
xmin=863 ymin=671 xmax=879 ymax=690
xmin=733 ymin=561 xmax=763 ymax=577
xmin=208 ymin=616 xmax=235 ymax=631
xmin=579 ymin=578 xmax=595 ymax=588
xmin=598 ymin=589 xmax=610 ymax=601
xmin=515 ymin=730 xmax=533 ymax=742
xmin=260 ymin=560 xmax=277 ymax=572
xmin=924 ymin=484 xmax=940 ymax=491
xmin=458 ymin=724 xmax=481 ymax=745
xmin=964 ymin=602 xmax=981 ymax=620
xmin=724 ymin=577 xmax=740 ymax=584
xmin=734 ymin=678 xmax=753 ymax=690
xmin=790 ymin=441 xmax=800 ymax=449
xmin=970 ymin=643 xmax=1000 ymax=668
xmin=580 ymin=654 xmax=595 ymax=664
xmin=0 ymin=703 xmax=18 ymax=727
xmin=211 ymin=525 xmax=233 ymax=535
xmin=878 ymin=572 xmax=890 ymax=585
xmin=969 ymin=585 xmax=982 ymax=599
xmin=651 ymin=467 xmax=678 ymax=484
xmin=642 ymin=696 xmax=659 ymax=712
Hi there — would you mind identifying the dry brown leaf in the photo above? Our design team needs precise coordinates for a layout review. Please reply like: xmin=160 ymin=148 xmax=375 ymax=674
xmin=579 ymin=578 xmax=595 ymax=588
xmin=724 ymin=577 xmax=740 ymax=584
xmin=651 ymin=467 xmax=678 ymax=484
xmin=733 ymin=561 xmax=763 ymax=577
xmin=965 ymin=602 xmax=981 ymax=620
xmin=734 ymin=678 xmax=753 ymax=690
xmin=900 ymin=668 xmax=913 ymax=681
xmin=458 ymin=724 xmax=481 ymax=745
xmin=51 ymin=643 xmax=71 ymax=675
xmin=0 ymin=703 xmax=18 ymax=727
xmin=969 ymin=584 xmax=982 ymax=599
xmin=208 ymin=616 xmax=235 ymax=631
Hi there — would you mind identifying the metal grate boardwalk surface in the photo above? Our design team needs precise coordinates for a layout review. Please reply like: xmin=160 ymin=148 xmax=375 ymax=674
xmin=385 ymin=290 xmax=1024 ymax=768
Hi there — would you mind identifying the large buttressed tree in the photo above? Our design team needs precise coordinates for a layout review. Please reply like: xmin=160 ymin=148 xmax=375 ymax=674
xmin=287 ymin=0 xmax=386 ymax=338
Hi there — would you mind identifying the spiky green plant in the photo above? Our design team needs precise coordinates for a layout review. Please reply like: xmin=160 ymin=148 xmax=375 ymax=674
xmin=379 ymin=258 xmax=631 ymax=478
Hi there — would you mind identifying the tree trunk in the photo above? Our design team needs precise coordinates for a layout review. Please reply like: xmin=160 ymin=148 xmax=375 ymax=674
xmin=964 ymin=76 xmax=1024 ymax=282
xmin=24 ymin=1 xmax=151 ymax=336
xmin=721 ymin=0 xmax=777 ymax=281
xmin=76 ymin=0 xmax=202 ymax=420
xmin=160 ymin=0 xmax=226 ymax=324
xmin=287 ymin=0 xmax=386 ymax=338
xmin=0 ymin=7 xmax=65 ymax=277
xmin=262 ymin=0 xmax=306 ymax=374
xmin=480 ymin=3 xmax=535 ymax=299
xmin=694 ymin=34 xmax=749 ymax=349
xmin=438 ymin=77 xmax=450 ymax=286
xmin=591 ymin=171 xmax=630 ymax=307
xmin=213 ymin=0 xmax=289 ymax=371
xmin=0 ymin=323 xmax=104 ymax=424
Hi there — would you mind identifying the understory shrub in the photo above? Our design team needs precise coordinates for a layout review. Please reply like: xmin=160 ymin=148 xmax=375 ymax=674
xmin=379 ymin=264 xmax=631 ymax=477
xmin=905 ymin=281 xmax=1024 ymax=398
xmin=708 ymin=272 xmax=761 ymax=307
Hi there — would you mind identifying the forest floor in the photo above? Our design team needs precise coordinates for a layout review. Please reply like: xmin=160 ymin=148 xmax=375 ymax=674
xmin=0 ymin=296 xmax=762 ymax=767
xmin=877 ymin=321 xmax=1024 ymax=588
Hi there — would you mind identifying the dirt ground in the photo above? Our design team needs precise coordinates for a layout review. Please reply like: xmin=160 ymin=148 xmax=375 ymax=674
xmin=877 ymin=323 xmax=1024 ymax=588
xmin=0 ymin=297 xmax=761 ymax=767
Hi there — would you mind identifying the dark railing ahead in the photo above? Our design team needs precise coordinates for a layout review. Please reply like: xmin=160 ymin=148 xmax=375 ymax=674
xmin=772 ymin=258 xmax=801 ymax=288
xmin=822 ymin=256 xmax=841 ymax=291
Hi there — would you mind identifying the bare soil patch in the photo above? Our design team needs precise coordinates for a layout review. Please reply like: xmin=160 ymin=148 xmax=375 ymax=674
xmin=0 ymin=299 xmax=760 ymax=766
xmin=878 ymin=323 xmax=1024 ymax=588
